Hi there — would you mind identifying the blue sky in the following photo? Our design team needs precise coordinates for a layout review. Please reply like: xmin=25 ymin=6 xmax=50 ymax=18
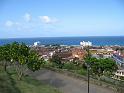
xmin=0 ymin=0 xmax=124 ymax=38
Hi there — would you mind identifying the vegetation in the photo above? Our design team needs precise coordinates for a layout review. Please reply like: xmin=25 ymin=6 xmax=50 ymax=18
xmin=48 ymin=52 xmax=117 ymax=78
xmin=0 ymin=44 xmax=11 ymax=71
xmin=84 ymin=57 xmax=118 ymax=78
xmin=48 ymin=47 xmax=117 ymax=80
xmin=50 ymin=54 xmax=63 ymax=68
xmin=0 ymin=42 xmax=120 ymax=93
xmin=0 ymin=42 xmax=60 ymax=93
xmin=62 ymin=62 xmax=77 ymax=70
xmin=0 ymin=42 xmax=43 ymax=80
xmin=0 ymin=66 xmax=60 ymax=93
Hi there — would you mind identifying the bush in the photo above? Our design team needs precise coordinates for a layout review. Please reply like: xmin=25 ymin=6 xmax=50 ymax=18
xmin=120 ymin=77 xmax=124 ymax=80
xmin=76 ymin=69 xmax=87 ymax=75
xmin=63 ymin=62 xmax=78 ymax=70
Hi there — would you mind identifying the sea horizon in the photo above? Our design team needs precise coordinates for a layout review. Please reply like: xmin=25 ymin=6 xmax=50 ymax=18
xmin=0 ymin=36 xmax=124 ymax=46
xmin=1 ymin=35 xmax=124 ymax=39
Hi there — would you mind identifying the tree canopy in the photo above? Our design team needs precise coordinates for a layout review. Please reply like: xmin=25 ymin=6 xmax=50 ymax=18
xmin=84 ymin=57 xmax=118 ymax=77
xmin=0 ymin=42 xmax=44 ymax=80
xmin=50 ymin=54 xmax=63 ymax=68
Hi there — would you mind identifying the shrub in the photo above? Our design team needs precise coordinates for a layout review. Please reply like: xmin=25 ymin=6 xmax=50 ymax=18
xmin=63 ymin=62 xmax=77 ymax=70
xmin=76 ymin=69 xmax=87 ymax=75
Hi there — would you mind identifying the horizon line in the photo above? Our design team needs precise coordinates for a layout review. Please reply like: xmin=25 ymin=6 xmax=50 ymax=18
xmin=1 ymin=35 xmax=124 ymax=39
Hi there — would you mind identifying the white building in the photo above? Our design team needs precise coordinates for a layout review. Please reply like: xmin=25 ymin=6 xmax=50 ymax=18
xmin=33 ymin=41 xmax=40 ymax=47
xmin=113 ymin=70 xmax=124 ymax=80
xmin=80 ymin=41 xmax=92 ymax=48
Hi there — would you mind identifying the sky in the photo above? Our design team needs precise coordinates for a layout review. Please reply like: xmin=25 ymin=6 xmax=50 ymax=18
xmin=0 ymin=0 xmax=124 ymax=38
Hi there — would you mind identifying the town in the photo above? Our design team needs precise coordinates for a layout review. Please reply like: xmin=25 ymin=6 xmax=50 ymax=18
xmin=32 ymin=41 xmax=124 ymax=81
xmin=1 ymin=0 xmax=124 ymax=93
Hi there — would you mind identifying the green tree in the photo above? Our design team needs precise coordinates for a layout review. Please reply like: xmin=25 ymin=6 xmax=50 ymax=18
xmin=84 ymin=57 xmax=117 ymax=79
xmin=50 ymin=54 xmax=63 ymax=68
xmin=0 ymin=46 xmax=4 ymax=68
xmin=0 ymin=44 xmax=11 ymax=71
xmin=10 ymin=42 xmax=20 ymax=63
xmin=100 ymin=58 xmax=118 ymax=74
xmin=10 ymin=42 xmax=29 ymax=80
xmin=27 ymin=50 xmax=43 ymax=72
xmin=0 ymin=42 xmax=44 ymax=80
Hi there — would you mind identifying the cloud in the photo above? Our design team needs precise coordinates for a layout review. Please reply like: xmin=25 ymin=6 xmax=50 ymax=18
xmin=39 ymin=16 xmax=58 ymax=24
xmin=24 ymin=13 xmax=32 ymax=22
xmin=4 ymin=14 xmax=59 ymax=32
xmin=5 ymin=20 xmax=14 ymax=27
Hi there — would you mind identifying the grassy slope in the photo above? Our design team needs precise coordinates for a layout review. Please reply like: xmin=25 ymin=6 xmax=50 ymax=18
xmin=0 ymin=67 xmax=60 ymax=93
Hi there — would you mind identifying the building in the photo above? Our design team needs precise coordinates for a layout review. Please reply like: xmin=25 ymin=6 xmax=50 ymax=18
xmin=33 ymin=46 xmax=57 ymax=61
xmin=33 ymin=41 xmax=40 ymax=47
xmin=80 ymin=41 xmax=92 ymax=48
xmin=33 ymin=45 xmax=87 ymax=62
xmin=55 ymin=51 xmax=72 ymax=61
xmin=71 ymin=48 xmax=86 ymax=60
xmin=90 ymin=48 xmax=113 ymax=59
xmin=112 ymin=52 xmax=124 ymax=68
xmin=113 ymin=70 xmax=124 ymax=80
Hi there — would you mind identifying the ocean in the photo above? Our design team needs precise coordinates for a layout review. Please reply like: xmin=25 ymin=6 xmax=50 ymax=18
xmin=0 ymin=36 xmax=124 ymax=46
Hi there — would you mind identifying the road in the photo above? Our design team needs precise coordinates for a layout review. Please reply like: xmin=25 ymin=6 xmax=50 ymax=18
xmin=28 ymin=69 xmax=115 ymax=93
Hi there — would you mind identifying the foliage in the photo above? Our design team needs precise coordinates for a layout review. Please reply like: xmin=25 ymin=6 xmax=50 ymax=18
xmin=27 ymin=50 xmax=43 ymax=72
xmin=50 ymin=54 xmax=63 ymax=68
xmin=0 ymin=42 xmax=44 ymax=80
xmin=72 ymin=57 xmax=81 ymax=66
xmin=0 ymin=67 xmax=60 ymax=93
xmin=11 ymin=42 xmax=20 ymax=62
xmin=120 ymin=77 xmax=124 ymax=80
xmin=84 ymin=57 xmax=118 ymax=78
xmin=0 ymin=44 xmax=11 ymax=71
xmin=62 ymin=62 xmax=77 ymax=70
xmin=76 ymin=69 xmax=87 ymax=75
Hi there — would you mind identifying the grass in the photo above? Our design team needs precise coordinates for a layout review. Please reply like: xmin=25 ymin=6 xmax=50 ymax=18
xmin=0 ymin=67 xmax=60 ymax=93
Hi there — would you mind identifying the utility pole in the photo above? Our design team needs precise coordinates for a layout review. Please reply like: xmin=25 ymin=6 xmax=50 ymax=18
xmin=87 ymin=63 xmax=90 ymax=93
xmin=86 ymin=46 xmax=90 ymax=93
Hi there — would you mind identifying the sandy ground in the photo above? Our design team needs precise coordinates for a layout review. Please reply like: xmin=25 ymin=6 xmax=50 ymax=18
xmin=28 ymin=69 xmax=115 ymax=93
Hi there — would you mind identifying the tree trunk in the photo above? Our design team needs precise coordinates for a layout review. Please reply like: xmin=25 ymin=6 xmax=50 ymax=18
xmin=18 ymin=71 xmax=23 ymax=80
xmin=17 ymin=65 xmax=24 ymax=80
xmin=97 ymin=75 xmax=102 ymax=86
xmin=4 ymin=61 xmax=7 ymax=71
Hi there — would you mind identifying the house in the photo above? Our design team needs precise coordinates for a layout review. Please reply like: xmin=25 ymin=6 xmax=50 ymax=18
xmin=55 ymin=51 xmax=72 ymax=61
xmin=71 ymin=48 xmax=86 ymax=60
xmin=113 ymin=70 xmax=124 ymax=80
xmin=90 ymin=48 xmax=113 ymax=59
xmin=32 ymin=46 xmax=57 ymax=61
xmin=32 ymin=46 xmax=87 ymax=62
xmin=112 ymin=52 xmax=124 ymax=68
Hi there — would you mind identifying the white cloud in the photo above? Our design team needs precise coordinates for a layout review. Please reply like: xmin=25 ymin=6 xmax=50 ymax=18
xmin=5 ymin=20 xmax=14 ymax=27
xmin=41 ymin=16 xmax=50 ymax=23
xmin=4 ymin=14 xmax=59 ymax=32
xmin=39 ymin=16 xmax=58 ymax=24
xmin=24 ymin=13 xmax=32 ymax=22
